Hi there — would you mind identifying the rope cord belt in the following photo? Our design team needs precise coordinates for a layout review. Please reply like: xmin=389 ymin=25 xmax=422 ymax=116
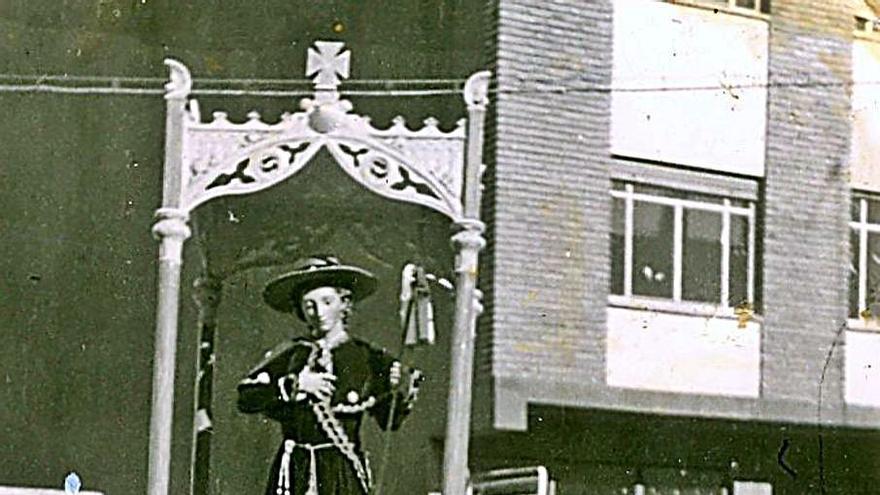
xmin=304 ymin=344 xmax=372 ymax=494
xmin=332 ymin=396 xmax=376 ymax=414
xmin=276 ymin=440 xmax=335 ymax=495
xmin=311 ymin=399 xmax=371 ymax=493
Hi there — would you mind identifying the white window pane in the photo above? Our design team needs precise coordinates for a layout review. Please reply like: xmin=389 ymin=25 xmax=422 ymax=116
xmin=852 ymin=198 xmax=863 ymax=221
xmin=611 ymin=197 xmax=626 ymax=295
xmin=867 ymin=233 xmax=880 ymax=315
xmin=729 ymin=215 xmax=749 ymax=306
xmin=633 ymin=201 xmax=674 ymax=298
xmin=682 ymin=209 xmax=722 ymax=303
xmin=868 ymin=198 xmax=880 ymax=223
xmin=851 ymin=230 xmax=861 ymax=318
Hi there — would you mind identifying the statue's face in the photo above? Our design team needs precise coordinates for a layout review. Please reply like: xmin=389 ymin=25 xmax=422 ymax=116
xmin=300 ymin=286 xmax=351 ymax=335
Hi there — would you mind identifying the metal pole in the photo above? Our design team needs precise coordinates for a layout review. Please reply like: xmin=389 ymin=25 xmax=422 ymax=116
xmin=442 ymin=71 xmax=491 ymax=495
xmin=147 ymin=59 xmax=192 ymax=495
xmin=147 ymin=218 xmax=189 ymax=495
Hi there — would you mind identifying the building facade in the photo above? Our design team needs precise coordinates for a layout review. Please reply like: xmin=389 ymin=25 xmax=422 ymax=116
xmin=473 ymin=0 xmax=880 ymax=493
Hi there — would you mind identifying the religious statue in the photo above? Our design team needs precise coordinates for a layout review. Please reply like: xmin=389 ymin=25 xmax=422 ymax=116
xmin=236 ymin=256 xmax=422 ymax=495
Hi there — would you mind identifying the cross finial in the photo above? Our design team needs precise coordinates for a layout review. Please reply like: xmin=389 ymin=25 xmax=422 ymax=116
xmin=306 ymin=41 xmax=351 ymax=97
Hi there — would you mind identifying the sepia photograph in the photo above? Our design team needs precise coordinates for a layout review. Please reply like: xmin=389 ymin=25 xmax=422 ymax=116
xmin=1 ymin=1 xmax=879 ymax=494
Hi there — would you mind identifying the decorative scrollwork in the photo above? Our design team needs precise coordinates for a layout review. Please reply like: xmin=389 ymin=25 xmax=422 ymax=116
xmin=183 ymin=138 xmax=320 ymax=211
xmin=185 ymin=119 xmax=277 ymax=182
xmin=164 ymin=58 xmax=192 ymax=100
xmin=170 ymin=43 xmax=471 ymax=220
xmin=370 ymin=116 xmax=466 ymax=205
xmin=206 ymin=158 xmax=255 ymax=189
xmin=390 ymin=167 xmax=439 ymax=200
xmin=464 ymin=70 xmax=491 ymax=108
xmin=339 ymin=143 xmax=369 ymax=167
xmin=327 ymin=138 xmax=459 ymax=219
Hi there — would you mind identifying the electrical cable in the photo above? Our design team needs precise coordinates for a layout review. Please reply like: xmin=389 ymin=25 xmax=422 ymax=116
xmin=0 ymin=74 xmax=879 ymax=97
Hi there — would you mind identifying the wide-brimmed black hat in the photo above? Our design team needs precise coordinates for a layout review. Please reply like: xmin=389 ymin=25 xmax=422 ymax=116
xmin=262 ymin=255 xmax=378 ymax=319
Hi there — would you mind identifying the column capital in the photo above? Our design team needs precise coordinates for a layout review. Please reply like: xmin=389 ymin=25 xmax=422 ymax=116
xmin=454 ymin=218 xmax=485 ymax=232
xmin=152 ymin=208 xmax=191 ymax=265
xmin=152 ymin=208 xmax=191 ymax=242
xmin=451 ymin=220 xmax=486 ymax=252
xmin=451 ymin=220 xmax=486 ymax=275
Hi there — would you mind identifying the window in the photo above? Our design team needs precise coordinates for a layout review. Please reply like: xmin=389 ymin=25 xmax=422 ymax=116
xmin=854 ymin=0 xmax=880 ymax=34
xmin=849 ymin=194 xmax=880 ymax=319
xmin=855 ymin=16 xmax=880 ymax=33
xmin=666 ymin=0 xmax=770 ymax=15
xmin=611 ymin=182 xmax=757 ymax=313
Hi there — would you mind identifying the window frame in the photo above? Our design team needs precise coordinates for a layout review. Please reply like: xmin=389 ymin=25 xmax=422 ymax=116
xmin=854 ymin=17 xmax=880 ymax=41
xmin=610 ymin=181 xmax=757 ymax=319
xmin=853 ymin=1 xmax=880 ymax=40
xmin=664 ymin=0 xmax=771 ymax=19
xmin=848 ymin=193 xmax=880 ymax=332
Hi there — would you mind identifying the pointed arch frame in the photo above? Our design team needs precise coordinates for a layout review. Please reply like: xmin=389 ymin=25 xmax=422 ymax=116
xmin=147 ymin=44 xmax=490 ymax=495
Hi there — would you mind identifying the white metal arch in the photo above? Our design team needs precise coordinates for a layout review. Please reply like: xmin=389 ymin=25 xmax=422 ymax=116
xmin=183 ymin=124 xmax=466 ymax=221
xmin=148 ymin=42 xmax=490 ymax=495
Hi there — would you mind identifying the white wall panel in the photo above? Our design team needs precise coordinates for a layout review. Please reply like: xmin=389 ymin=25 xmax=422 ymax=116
xmin=845 ymin=330 xmax=880 ymax=407
xmin=612 ymin=1 xmax=768 ymax=176
xmin=851 ymin=39 xmax=880 ymax=191
xmin=607 ymin=306 xmax=761 ymax=397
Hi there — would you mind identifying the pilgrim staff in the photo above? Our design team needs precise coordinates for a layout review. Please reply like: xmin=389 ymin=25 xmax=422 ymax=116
xmin=372 ymin=264 xmax=436 ymax=494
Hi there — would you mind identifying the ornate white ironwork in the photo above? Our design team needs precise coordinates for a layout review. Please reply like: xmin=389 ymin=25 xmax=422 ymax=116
xmin=464 ymin=70 xmax=491 ymax=108
xmin=164 ymin=59 xmax=192 ymax=100
xmin=306 ymin=41 xmax=350 ymax=96
xmin=166 ymin=41 xmax=467 ymax=221
xmin=151 ymin=41 xmax=491 ymax=495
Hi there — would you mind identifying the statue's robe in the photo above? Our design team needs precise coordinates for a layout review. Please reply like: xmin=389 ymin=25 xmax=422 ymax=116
xmin=237 ymin=336 xmax=417 ymax=495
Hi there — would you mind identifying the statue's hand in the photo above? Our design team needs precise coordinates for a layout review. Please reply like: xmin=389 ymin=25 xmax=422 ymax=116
xmin=390 ymin=362 xmax=423 ymax=404
xmin=406 ymin=369 xmax=423 ymax=402
xmin=390 ymin=361 xmax=402 ymax=387
xmin=297 ymin=368 xmax=336 ymax=401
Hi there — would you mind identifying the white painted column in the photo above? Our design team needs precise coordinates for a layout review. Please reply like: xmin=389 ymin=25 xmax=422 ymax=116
xmin=147 ymin=60 xmax=192 ymax=495
xmin=442 ymin=71 xmax=490 ymax=495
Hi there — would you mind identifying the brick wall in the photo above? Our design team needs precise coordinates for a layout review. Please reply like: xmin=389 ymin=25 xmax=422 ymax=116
xmin=761 ymin=0 xmax=852 ymax=405
xmin=475 ymin=0 xmax=500 ymax=381
xmin=477 ymin=0 xmax=863 ymax=431
xmin=480 ymin=0 xmax=614 ymax=385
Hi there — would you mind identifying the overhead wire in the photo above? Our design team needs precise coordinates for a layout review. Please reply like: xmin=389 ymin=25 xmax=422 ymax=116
xmin=0 ymin=73 xmax=465 ymax=86
xmin=0 ymin=73 xmax=879 ymax=97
